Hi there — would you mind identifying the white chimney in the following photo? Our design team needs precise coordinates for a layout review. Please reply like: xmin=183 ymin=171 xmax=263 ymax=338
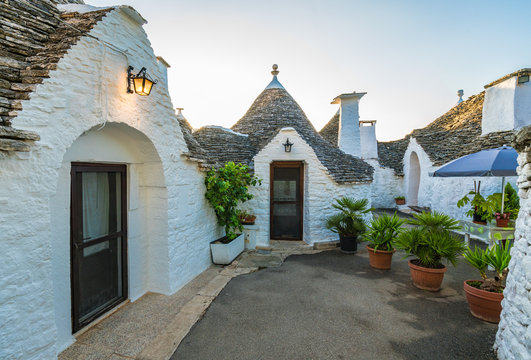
xmin=331 ymin=92 xmax=366 ymax=157
xmin=482 ymin=69 xmax=531 ymax=135
xmin=359 ymin=120 xmax=378 ymax=159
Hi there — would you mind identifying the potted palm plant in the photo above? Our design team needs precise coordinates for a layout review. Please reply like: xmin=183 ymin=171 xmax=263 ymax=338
xmin=395 ymin=211 xmax=466 ymax=291
xmin=463 ymin=242 xmax=511 ymax=323
xmin=325 ymin=197 xmax=370 ymax=253
xmin=362 ymin=213 xmax=404 ymax=269
xmin=205 ymin=162 xmax=261 ymax=264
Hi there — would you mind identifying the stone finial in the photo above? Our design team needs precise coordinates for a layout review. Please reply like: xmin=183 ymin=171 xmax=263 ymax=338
xmin=176 ymin=108 xmax=185 ymax=120
xmin=457 ymin=89 xmax=464 ymax=105
xmin=271 ymin=64 xmax=279 ymax=76
xmin=265 ymin=64 xmax=284 ymax=90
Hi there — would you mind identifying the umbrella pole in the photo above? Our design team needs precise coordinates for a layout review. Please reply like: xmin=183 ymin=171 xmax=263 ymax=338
xmin=501 ymin=176 xmax=506 ymax=214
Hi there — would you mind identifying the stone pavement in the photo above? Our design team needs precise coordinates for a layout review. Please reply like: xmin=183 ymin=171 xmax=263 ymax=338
xmin=173 ymin=248 xmax=498 ymax=360
xmin=59 ymin=241 xmax=319 ymax=360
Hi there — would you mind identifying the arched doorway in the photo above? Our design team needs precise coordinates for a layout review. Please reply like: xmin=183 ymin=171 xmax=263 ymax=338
xmin=50 ymin=123 xmax=168 ymax=345
xmin=408 ymin=152 xmax=421 ymax=206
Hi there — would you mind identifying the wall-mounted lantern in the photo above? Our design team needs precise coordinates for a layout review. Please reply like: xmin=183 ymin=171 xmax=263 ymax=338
xmin=127 ymin=66 xmax=158 ymax=96
xmin=283 ymin=138 xmax=294 ymax=152
xmin=518 ymin=74 xmax=529 ymax=84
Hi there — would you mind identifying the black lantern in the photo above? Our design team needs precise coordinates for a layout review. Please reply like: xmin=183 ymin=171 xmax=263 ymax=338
xmin=127 ymin=66 xmax=158 ymax=96
xmin=283 ymin=138 xmax=294 ymax=152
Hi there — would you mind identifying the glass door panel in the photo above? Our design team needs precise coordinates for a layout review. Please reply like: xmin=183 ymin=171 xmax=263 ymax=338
xmin=71 ymin=164 xmax=127 ymax=333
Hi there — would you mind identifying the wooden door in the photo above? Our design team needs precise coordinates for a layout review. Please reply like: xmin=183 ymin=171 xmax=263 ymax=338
xmin=71 ymin=163 xmax=127 ymax=333
xmin=270 ymin=162 xmax=304 ymax=240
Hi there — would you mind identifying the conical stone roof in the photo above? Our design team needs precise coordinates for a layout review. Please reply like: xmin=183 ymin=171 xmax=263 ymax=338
xmin=230 ymin=70 xmax=373 ymax=183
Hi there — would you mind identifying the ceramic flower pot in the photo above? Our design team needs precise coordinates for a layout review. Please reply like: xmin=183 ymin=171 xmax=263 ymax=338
xmin=366 ymin=245 xmax=395 ymax=270
xmin=495 ymin=213 xmax=510 ymax=228
xmin=463 ymin=280 xmax=504 ymax=323
xmin=408 ymin=259 xmax=447 ymax=291
xmin=395 ymin=199 xmax=406 ymax=205
xmin=339 ymin=235 xmax=358 ymax=253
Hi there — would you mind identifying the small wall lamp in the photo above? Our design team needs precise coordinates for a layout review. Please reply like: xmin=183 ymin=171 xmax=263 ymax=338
xmin=283 ymin=138 xmax=294 ymax=152
xmin=127 ymin=66 xmax=158 ymax=96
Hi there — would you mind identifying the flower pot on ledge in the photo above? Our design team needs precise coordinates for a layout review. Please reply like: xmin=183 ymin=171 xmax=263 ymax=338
xmin=495 ymin=213 xmax=510 ymax=228
xmin=210 ymin=233 xmax=244 ymax=265
xmin=395 ymin=198 xmax=406 ymax=205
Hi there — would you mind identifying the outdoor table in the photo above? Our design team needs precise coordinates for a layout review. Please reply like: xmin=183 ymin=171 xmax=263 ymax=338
xmin=458 ymin=220 xmax=515 ymax=249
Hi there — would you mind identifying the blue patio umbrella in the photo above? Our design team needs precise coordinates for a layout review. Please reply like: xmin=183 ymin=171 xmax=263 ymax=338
xmin=431 ymin=146 xmax=518 ymax=213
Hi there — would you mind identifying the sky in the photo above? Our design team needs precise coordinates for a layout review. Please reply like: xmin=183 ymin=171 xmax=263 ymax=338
xmin=88 ymin=0 xmax=531 ymax=141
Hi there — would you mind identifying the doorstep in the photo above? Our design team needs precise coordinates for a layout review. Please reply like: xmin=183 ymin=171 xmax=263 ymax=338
xmin=58 ymin=265 xmax=256 ymax=360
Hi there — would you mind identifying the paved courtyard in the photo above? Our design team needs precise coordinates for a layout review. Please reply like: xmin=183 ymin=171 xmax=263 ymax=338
xmin=173 ymin=248 xmax=498 ymax=360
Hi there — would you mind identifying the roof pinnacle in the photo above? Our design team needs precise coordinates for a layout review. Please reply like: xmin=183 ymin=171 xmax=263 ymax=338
xmin=271 ymin=64 xmax=279 ymax=76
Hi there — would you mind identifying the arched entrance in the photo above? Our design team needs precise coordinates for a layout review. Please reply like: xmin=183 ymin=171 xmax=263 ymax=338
xmin=408 ymin=152 xmax=421 ymax=206
xmin=50 ymin=123 xmax=168 ymax=346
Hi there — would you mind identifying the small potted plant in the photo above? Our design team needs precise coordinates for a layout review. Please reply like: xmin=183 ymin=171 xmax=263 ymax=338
xmin=363 ymin=213 xmax=404 ymax=269
xmin=457 ymin=191 xmax=490 ymax=225
xmin=463 ymin=242 xmax=511 ymax=323
xmin=325 ymin=197 xmax=370 ymax=253
xmin=394 ymin=196 xmax=406 ymax=205
xmin=485 ymin=183 xmax=520 ymax=228
xmin=395 ymin=211 xmax=466 ymax=291
xmin=205 ymin=162 xmax=261 ymax=264
xmin=238 ymin=211 xmax=257 ymax=225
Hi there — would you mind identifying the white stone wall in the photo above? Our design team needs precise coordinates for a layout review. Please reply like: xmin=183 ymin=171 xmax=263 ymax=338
xmin=494 ymin=140 xmax=531 ymax=360
xmin=483 ymin=75 xmax=531 ymax=135
xmin=402 ymin=138 xmax=517 ymax=220
xmin=367 ymin=159 xmax=404 ymax=208
xmin=246 ymin=127 xmax=372 ymax=247
xmin=0 ymin=7 xmax=219 ymax=358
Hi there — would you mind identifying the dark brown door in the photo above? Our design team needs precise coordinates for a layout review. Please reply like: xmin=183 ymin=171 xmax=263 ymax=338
xmin=71 ymin=163 xmax=127 ymax=333
xmin=270 ymin=161 xmax=304 ymax=240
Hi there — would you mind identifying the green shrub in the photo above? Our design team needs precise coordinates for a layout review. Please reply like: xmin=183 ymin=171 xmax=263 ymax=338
xmin=325 ymin=197 xmax=370 ymax=238
xmin=463 ymin=242 xmax=511 ymax=292
xmin=395 ymin=211 xmax=465 ymax=268
xmin=363 ymin=213 xmax=404 ymax=252
xmin=205 ymin=162 xmax=261 ymax=241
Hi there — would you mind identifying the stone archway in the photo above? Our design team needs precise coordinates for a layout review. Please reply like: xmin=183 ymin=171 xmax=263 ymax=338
xmin=408 ymin=152 xmax=421 ymax=206
xmin=49 ymin=123 xmax=168 ymax=347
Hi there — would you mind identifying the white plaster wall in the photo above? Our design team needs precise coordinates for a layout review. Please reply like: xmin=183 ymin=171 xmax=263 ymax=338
xmin=514 ymin=80 xmax=531 ymax=130
xmin=367 ymin=159 xmax=404 ymax=208
xmin=0 ymin=8 xmax=219 ymax=358
xmin=338 ymin=98 xmax=362 ymax=157
xmin=360 ymin=124 xmax=378 ymax=159
xmin=247 ymin=127 xmax=372 ymax=246
xmin=495 ymin=147 xmax=531 ymax=359
xmin=402 ymin=138 xmax=517 ymax=220
xmin=482 ymin=77 xmax=516 ymax=135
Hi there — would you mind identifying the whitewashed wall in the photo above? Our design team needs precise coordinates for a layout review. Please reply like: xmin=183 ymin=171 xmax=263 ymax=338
xmin=495 ymin=132 xmax=531 ymax=359
xmin=402 ymin=138 xmax=517 ymax=220
xmin=367 ymin=159 xmax=404 ymax=208
xmin=483 ymin=75 xmax=531 ymax=135
xmin=0 ymin=7 xmax=219 ymax=359
xmin=246 ymin=127 xmax=372 ymax=247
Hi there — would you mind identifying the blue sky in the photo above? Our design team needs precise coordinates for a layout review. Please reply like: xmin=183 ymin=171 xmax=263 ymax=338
xmin=89 ymin=0 xmax=531 ymax=140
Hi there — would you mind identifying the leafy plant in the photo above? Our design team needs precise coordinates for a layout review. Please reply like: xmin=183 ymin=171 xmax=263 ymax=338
xmin=485 ymin=183 xmax=520 ymax=219
xmin=457 ymin=191 xmax=490 ymax=221
xmin=463 ymin=242 xmax=511 ymax=292
xmin=363 ymin=213 xmax=404 ymax=252
xmin=395 ymin=211 xmax=466 ymax=268
xmin=205 ymin=162 xmax=261 ymax=241
xmin=325 ymin=197 xmax=371 ymax=238
xmin=394 ymin=196 xmax=405 ymax=200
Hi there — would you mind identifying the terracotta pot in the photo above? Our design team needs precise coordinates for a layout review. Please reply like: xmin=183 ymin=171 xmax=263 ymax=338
xmin=408 ymin=260 xmax=447 ymax=291
xmin=240 ymin=215 xmax=256 ymax=225
xmin=366 ymin=245 xmax=395 ymax=270
xmin=495 ymin=213 xmax=510 ymax=228
xmin=339 ymin=235 xmax=358 ymax=253
xmin=463 ymin=280 xmax=504 ymax=323
xmin=395 ymin=199 xmax=406 ymax=205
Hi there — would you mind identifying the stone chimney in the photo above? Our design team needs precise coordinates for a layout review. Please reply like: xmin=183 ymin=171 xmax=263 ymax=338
xmin=331 ymin=92 xmax=366 ymax=157
xmin=359 ymin=120 xmax=378 ymax=159
xmin=482 ymin=68 xmax=531 ymax=135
